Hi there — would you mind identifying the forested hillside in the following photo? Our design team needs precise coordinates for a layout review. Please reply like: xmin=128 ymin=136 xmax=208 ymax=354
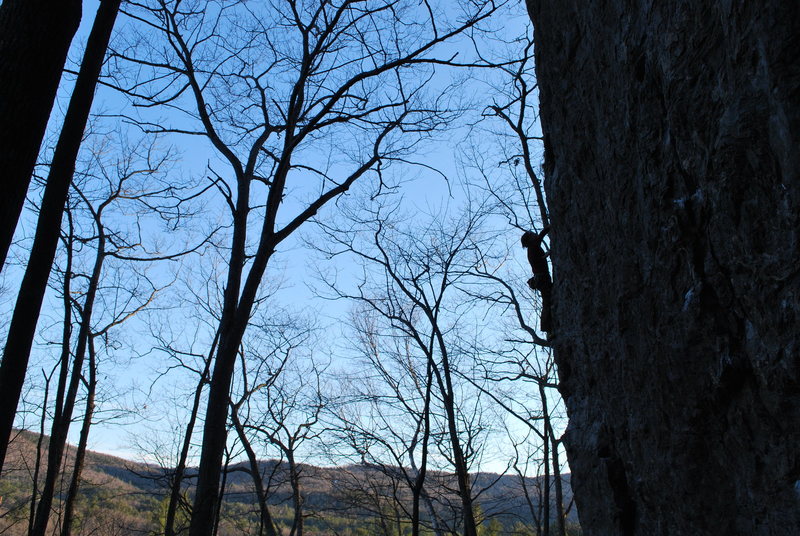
xmin=1 ymin=431 xmax=578 ymax=536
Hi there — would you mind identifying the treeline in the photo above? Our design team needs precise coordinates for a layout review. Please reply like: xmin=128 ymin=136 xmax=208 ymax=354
xmin=0 ymin=1 xmax=572 ymax=535
xmin=0 ymin=431 xmax=579 ymax=536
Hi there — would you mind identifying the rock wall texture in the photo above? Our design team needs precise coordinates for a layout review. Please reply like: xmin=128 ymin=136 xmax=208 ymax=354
xmin=525 ymin=2 xmax=800 ymax=534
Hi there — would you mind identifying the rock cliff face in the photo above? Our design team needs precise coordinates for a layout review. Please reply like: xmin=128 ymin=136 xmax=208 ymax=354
xmin=525 ymin=2 xmax=800 ymax=534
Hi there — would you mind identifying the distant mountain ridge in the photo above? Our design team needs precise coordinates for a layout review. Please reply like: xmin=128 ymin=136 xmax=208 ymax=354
xmin=1 ymin=429 xmax=577 ymax=535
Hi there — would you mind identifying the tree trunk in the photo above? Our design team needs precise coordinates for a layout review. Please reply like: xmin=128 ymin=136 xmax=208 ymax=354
xmin=431 ymin=332 xmax=477 ymax=536
xmin=61 ymin=335 xmax=97 ymax=536
xmin=28 ymin=371 xmax=52 ymax=536
xmin=212 ymin=451 xmax=232 ymax=536
xmin=229 ymin=405 xmax=279 ymax=536
xmin=189 ymin=330 xmax=243 ymax=535
xmin=0 ymin=0 xmax=81 ymax=271
xmin=165 ymin=344 xmax=215 ymax=536
xmin=287 ymin=451 xmax=304 ymax=536
xmin=538 ymin=382 xmax=550 ymax=536
xmin=550 ymin=437 xmax=565 ymax=536
xmin=189 ymin=230 xmax=276 ymax=536
xmin=409 ymin=360 xmax=433 ymax=536
xmin=0 ymin=0 xmax=121 ymax=475
xmin=30 ymin=223 xmax=106 ymax=536
xmin=526 ymin=1 xmax=800 ymax=534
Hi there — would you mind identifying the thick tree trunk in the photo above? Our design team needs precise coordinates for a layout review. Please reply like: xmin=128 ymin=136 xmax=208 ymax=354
xmin=189 ymin=329 xmax=244 ymax=535
xmin=527 ymin=1 xmax=800 ymax=535
xmin=189 ymin=219 xmax=275 ymax=536
xmin=0 ymin=0 xmax=81 ymax=270
xmin=0 ymin=0 xmax=120 ymax=475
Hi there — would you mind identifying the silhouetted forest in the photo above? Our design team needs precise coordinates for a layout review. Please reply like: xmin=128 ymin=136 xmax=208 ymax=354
xmin=0 ymin=0 xmax=568 ymax=535
xmin=3 ymin=0 xmax=797 ymax=535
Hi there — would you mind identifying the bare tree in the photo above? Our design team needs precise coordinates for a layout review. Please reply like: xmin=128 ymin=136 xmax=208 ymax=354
xmin=459 ymin=25 xmax=573 ymax=534
xmin=148 ymin=268 xmax=226 ymax=536
xmin=29 ymin=130 xmax=203 ymax=536
xmin=480 ymin=36 xmax=547 ymax=227
xmin=226 ymin=311 xmax=317 ymax=536
xmin=0 ymin=0 xmax=123 ymax=475
xmin=327 ymin=307 xmax=443 ymax=536
xmin=317 ymin=200 xmax=500 ymax=536
xmin=161 ymin=346 xmax=214 ymax=536
xmin=110 ymin=0 xmax=500 ymax=533
xmin=459 ymin=252 xmax=569 ymax=535
xmin=232 ymin=335 xmax=323 ymax=536
xmin=329 ymin=303 xmax=460 ymax=535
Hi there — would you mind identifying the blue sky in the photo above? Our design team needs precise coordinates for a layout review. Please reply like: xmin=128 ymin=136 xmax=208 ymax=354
xmin=3 ymin=0 xmax=564 ymax=476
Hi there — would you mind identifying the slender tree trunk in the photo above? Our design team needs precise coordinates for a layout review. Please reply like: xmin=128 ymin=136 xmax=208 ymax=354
xmin=52 ymin=212 xmax=77 ymax=449
xmin=30 ymin=224 xmax=106 ymax=536
xmin=410 ymin=358 xmax=434 ymax=536
xmin=527 ymin=1 xmax=800 ymax=534
xmin=441 ymin=392 xmax=475 ymax=536
xmin=60 ymin=335 xmax=97 ymax=536
xmin=514 ymin=456 xmax=542 ymax=536
xmin=551 ymin=436 xmax=565 ymax=536
xmin=229 ymin=405 xmax=279 ymax=536
xmin=212 ymin=451 xmax=232 ymax=536
xmin=422 ymin=491 xmax=443 ymax=536
xmin=539 ymin=379 xmax=565 ymax=536
xmin=393 ymin=499 xmax=402 ymax=536
xmin=164 ymin=341 xmax=216 ymax=536
xmin=0 ymin=0 xmax=121 ymax=475
xmin=287 ymin=452 xmax=303 ymax=536
xmin=0 ymin=0 xmax=81 ymax=271
xmin=538 ymin=382 xmax=550 ymax=536
xmin=29 ymin=214 xmax=75 ymax=532
xmin=431 ymin=329 xmax=477 ymax=536
xmin=28 ymin=371 xmax=52 ymax=536
xmin=376 ymin=496 xmax=392 ymax=536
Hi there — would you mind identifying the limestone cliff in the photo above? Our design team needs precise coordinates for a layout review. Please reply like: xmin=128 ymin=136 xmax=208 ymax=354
xmin=526 ymin=2 xmax=800 ymax=534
